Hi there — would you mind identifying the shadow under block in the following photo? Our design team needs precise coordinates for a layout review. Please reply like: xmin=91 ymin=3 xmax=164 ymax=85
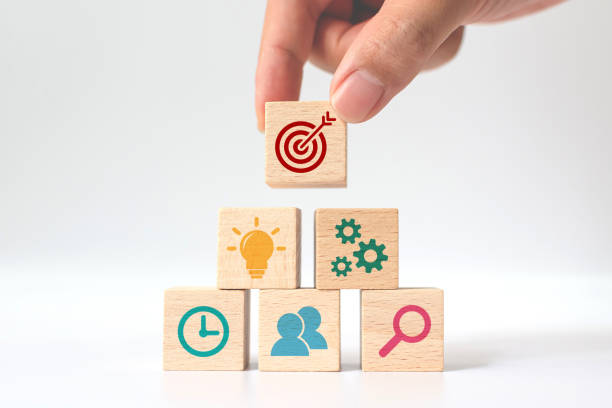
xmin=361 ymin=288 xmax=444 ymax=372
xmin=163 ymin=287 xmax=249 ymax=371
xmin=265 ymin=101 xmax=347 ymax=188
xmin=217 ymin=207 xmax=300 ymax=289
xmin=315 ymin=208 xmax=398 ymax=289
xmin=259 ymin=289 xmax=340 ymax=371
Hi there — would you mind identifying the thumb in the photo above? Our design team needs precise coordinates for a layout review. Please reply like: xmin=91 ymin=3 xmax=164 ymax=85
xmin=330 ymin=0 xmax=474 ymax=123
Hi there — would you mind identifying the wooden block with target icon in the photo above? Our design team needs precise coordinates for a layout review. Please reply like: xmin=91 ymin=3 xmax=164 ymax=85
xmin=217 ymin=207 xmax=300 ymax=289
xmin=163 ymin=287 xmax=250 ymax=371
xmin=265 ymin=101 xmax=347 ymax=188
xmin=361 ymin=288 xmax=444 ymax=372
xmin=315 ymin=208 xmax=398 ymax=289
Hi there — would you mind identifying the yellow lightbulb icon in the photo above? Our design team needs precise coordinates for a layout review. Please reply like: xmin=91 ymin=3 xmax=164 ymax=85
xmin=240 ymin=230 xmax=273 ymax=278
xmin=227 ymin=217 xmax=285 ymax=279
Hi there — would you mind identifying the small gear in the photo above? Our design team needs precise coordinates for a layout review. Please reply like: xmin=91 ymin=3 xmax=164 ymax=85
xmin=331 ymin=256 xmax=352 ymax=277
xmin=353 ymin=239 xmax=388 ymax=273
xmin=334 ymin=219 xmax=362 ymax=244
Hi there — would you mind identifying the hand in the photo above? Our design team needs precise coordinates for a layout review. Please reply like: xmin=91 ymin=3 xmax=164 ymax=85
xmin=255 ymin=0 xmax=565 ymax=129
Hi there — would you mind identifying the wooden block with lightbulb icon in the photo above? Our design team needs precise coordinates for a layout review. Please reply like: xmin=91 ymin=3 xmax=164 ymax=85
xmin=315 ymin=208 xmax=398 ymax=289
xmin=163 ymin=287 xmax=249 ymax=371
xmin=265 ymin=101 xmax=347 ymax=188
xmin=259 ymin=289 xmax=340 ymax=371
xmin=217 ymin=207 xmax=300 ymax=289
xmin=361 ymin=288 xmax=444 ymax=372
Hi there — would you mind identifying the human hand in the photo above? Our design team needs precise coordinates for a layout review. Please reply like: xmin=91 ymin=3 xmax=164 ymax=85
xmin=255 ymin=0 xmax=565 ymax=129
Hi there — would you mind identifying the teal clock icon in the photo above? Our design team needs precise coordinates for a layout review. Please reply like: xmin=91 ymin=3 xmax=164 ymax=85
xmin=178 ymin=306 xmax=229 ymax=357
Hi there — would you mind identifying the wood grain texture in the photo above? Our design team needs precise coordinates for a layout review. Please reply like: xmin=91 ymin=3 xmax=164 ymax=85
xmin=361 ymin=288 xmax=443 ymax=371
xmin=265 ymin=101 xmax=346 ymax=188
xmin=217 ymin=207 xmax=300 ymax=289
xmin=315 ymin=208 xmax=398 ymax=289
xmin=163 ymin=287 xmax=249 ymax=371
xmin=259 ymin=289 xmax=340 ymax=371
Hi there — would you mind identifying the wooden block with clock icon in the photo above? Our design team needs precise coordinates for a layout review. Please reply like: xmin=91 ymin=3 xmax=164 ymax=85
xmin=163 ymin=287 xmax=249 ymax=371
xmin=265 ymin=101 xmax=347 ymax=188
xmin=361 ymin=288 xmax=444 ymax=372
xmin=217 ymin=207 xmax=300 ymax=289
xmin=258 ymin=289 xmax=340 ymax=371
xmin=315 ymin=208 xmax=399 ymax=289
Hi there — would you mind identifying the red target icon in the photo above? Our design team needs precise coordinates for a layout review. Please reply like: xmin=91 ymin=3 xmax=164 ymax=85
xmin=275 ymin=111 xmax=336 ymax=173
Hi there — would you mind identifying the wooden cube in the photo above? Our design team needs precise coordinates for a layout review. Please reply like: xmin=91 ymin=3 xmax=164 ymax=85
xmin=163 ymin=287 xmax=249 ymax=370
xmin=361 ymin=288 xmax=444 ymax=371
xmin=315 ymin=208 xmax=398 ymax=289
xmin=265 ymin=101 xmax=346 ymax=188
xmin=217 ymin=207 xmax=300 ymax=289
xmin=259 ymin=289 xmax=340 ymax=371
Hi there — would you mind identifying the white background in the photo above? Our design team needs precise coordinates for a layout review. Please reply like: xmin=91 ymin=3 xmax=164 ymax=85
xmin=1 ymin=1 xmax=611 ymax=407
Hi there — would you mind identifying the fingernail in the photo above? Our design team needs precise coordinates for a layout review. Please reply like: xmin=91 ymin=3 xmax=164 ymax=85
xmin=331 ymin=70 xmax=385 ymax=122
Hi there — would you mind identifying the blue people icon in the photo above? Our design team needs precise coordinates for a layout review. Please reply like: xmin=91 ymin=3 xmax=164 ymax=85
xmin=298 ymin=306 xmax=328 ymax=350
xmin=271 ymin=306 xmax=328 ymax=356
xmin=270 ymin=313 xmax=309 ymax=356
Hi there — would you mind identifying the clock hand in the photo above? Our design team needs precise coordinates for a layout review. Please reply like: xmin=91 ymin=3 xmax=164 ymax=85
xmin=199 ymin=314 xmax=209 ymax=338
xmin=199 ymin=314 xmax=220 ymax=338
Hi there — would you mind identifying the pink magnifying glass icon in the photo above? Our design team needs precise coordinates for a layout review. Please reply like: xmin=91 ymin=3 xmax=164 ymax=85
xmin=378 ymin=305 xmax=431 ymax=358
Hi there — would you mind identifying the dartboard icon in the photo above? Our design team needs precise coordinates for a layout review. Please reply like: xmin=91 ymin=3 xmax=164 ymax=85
xmin=275 ymin=111 xmax=336 ymax=173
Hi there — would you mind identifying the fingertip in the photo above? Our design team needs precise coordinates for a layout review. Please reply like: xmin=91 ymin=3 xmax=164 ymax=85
xmin=257 ymin=116 xmax=264 ymax=133
xmin=330 ymin=69 xmax=385 ymax=123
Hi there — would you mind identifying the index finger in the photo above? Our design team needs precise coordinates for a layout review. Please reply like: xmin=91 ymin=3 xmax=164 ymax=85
xmin=255 ymin=0 xmax=332 ymax=131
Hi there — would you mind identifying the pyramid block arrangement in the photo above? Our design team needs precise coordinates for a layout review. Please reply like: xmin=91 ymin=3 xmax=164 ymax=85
xmin=164 ymin=207 xmax=444 ymax=372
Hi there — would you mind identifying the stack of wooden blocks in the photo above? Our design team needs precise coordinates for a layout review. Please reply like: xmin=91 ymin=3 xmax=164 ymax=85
xmin=163 ymin=102 xmax=443 ymax=372
xmin=164 ymin=207 xmax=443 ymax=372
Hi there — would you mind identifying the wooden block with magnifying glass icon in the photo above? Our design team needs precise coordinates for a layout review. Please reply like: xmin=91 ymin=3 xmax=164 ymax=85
xmin=259 ymin=289 xmax=340 ymax=371
xmin=361 ymin=288 xmax=444 ymax=371
xmin=163 ymin=287 xmax=249 ymax=371
xmin=217 ymin=207 xmax=300 ymax=289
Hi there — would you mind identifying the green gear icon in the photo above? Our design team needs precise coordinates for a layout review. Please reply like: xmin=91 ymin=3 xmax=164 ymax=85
xmin=334 ymin=219 xmax=362 ymax=244
xmin=353 ymin=239 xmax=388 ymax=273
xmin=331 ymin=256 xmax=352 ymax=277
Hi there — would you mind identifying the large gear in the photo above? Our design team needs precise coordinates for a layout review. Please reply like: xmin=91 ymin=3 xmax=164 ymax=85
xmin=331 ymin=256 xmax=352 ymax=277
xmin=353 ymin=239 xmax=388 ymax=273
xmin=334 ymin=218 xmax=362 ymax=244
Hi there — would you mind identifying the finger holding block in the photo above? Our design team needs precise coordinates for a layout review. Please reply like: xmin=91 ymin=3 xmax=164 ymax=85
xmin=217 ymin=207 xmax=300 ymax=289
xmin=265 ymin=101 xmax=347 ymax=188
xmin=163 ymin=287 xmax=249 ymax=371
xmin=361 ymin=288 xmax=444 ymax=372
xmin=259 ymin=289 xmax=340 ymax=371
xmin=316 ymin=208 xmax=398 ymax=289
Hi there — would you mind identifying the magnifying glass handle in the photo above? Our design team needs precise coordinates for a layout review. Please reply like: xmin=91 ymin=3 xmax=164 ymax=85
xmin=379 ymin=335 xmax=401 ymax=358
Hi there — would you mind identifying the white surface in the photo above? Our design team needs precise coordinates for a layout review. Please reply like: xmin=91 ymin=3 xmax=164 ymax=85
xmin=1 ymin=270 xmax=611 ymax=407
xmin=1 ymin=0 xmax=611 ymax=406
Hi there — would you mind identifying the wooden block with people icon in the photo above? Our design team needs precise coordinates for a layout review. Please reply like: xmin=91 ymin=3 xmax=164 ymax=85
xmin=265 ymin=101 xmax=347 ymax=188
xmin=258 ymin=289 xmax=340 ymax=371
xmin=163 ymin=287 xmax=250 ymax=371
xmin=361 ymin=288 xmax=444 ymax=371
xmin=315 ymin=208 xmax=399 ymax=289
xmin=217 ymin=207 xmax=300 ymax=289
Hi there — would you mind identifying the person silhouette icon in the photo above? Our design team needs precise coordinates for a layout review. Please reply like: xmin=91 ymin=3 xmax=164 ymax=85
xmin=298 ymin=306 xmax=328 ymax=350
xmin=270 ymin=313 xmax=309 ymax=356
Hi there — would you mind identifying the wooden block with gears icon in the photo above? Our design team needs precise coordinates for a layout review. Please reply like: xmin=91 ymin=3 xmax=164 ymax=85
xmin=258 ymin=289 xmax=340 ymax=371
xmin=217 ymin=207 xmax=300 ymax=289
xmin=163 ymin=287 xmax=249 ymax=371
xmin=315 ymin=208 xmax=398 ymax=289
xmin=361 ymin=288 xmax=444 ymax=372
xmin=265 ymin=101 xmax=347 ymax=188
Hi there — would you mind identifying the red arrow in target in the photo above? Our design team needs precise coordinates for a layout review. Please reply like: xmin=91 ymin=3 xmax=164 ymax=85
xmin=297 ymin=111 xmax=336 ymax=150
